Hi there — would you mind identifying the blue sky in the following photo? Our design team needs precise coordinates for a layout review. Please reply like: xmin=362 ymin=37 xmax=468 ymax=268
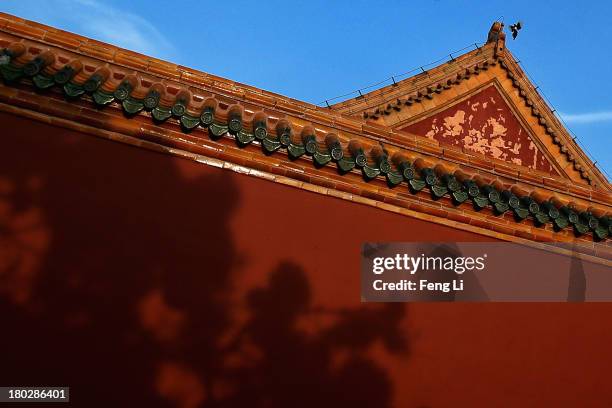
xmin=3 ymin=0 xmax=611 ymax=178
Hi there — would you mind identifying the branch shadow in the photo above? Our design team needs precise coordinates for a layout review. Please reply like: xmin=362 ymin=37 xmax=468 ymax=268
xmin=0 ymin=115 xmax=411 ymax=407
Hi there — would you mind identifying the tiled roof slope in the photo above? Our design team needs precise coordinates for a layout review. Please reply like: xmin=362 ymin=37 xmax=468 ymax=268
xmin=0 ymin=13 xmax=611 ymax=257
xmin=331 ymin=22 xmax=610 ymax=190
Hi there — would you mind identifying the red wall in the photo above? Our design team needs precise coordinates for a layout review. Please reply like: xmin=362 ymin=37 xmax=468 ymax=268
xmin=1 ymin=112 xmax=611 ymax=407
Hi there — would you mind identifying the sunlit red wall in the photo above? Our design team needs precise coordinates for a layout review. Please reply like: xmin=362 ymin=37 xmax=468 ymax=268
xmin=1 ymin=112 xmax=611 ymax=407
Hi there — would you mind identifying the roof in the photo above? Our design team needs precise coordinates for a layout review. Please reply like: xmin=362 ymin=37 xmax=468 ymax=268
xmin=331 ymin=22 xmax=609 ymax=190
xmin=0 ymin=12 xmax=610 ymax=258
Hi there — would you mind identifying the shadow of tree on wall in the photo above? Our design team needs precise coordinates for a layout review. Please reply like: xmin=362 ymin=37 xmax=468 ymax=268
xmin=220 ymin=262 xmax=407 ymax=408
xmin=0 ymin=117 xmax=409 ymax=407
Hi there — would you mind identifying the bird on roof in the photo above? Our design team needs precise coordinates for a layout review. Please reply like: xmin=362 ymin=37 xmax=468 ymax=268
xmin=509 ymin=21 xmax=522 ymax=40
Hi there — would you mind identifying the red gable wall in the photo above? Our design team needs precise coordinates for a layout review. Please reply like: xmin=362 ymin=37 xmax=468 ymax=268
xmin=399 ymin=85 xmax=557 ymax=174
xmin=2 ymin=112 xmax=611 ymax=407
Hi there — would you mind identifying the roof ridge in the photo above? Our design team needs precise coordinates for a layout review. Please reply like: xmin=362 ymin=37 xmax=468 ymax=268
xmin=331 ymin=21 xmax=506 ymax=115
xmin=0 ymin=12 xmax=366 ymax=125
xmin=496 ymin=50 xmax=611 ymax=191
xmin=330 ymin=43 xmax=493 ymax=114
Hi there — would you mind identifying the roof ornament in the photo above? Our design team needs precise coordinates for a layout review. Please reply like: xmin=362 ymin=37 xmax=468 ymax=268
xmin=487 ymin=21 xmax=506 ymax=44
xmin=487 ymin=21 xmax=506 ymax=57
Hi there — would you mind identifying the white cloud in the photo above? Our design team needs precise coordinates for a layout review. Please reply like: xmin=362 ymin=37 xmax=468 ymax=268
xmin=4 ymin=0 xmax=176 ymax=60
xmin=559 ymin=111 xmax=612 ymax=124
xmin=72 ymin=0 xmax=174 ymax=58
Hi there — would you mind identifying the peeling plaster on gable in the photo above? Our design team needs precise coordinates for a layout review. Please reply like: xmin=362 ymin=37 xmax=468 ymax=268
xmin=399 ymin=86 xmax=557 ymax=174
xmin=443 ymin=110 xmax=465 ymax=137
